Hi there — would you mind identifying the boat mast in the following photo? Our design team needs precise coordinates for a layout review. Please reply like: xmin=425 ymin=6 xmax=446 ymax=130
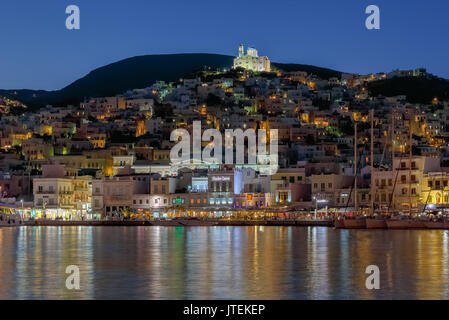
xmin=391 ymin=108 xmax=395 ymax=215
xmin=354 ymin=121 xmax=358 ymax=214
xmin=408 ymin=109 xmax=413 ymax=216
xmin=370 ymin=109 xmax=374 ymax=216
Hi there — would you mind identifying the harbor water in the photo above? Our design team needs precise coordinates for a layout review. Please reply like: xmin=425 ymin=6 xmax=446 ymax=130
xmin=0 ymin=226 xmax=448 ymax=299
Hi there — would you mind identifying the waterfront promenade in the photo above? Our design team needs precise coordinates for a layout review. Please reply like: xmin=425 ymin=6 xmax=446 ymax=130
xmin=27 ymin=218 xmax=334 ymax=227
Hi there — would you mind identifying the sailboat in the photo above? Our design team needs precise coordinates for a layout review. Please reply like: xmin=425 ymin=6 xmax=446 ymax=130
xmin=386 ymin=109 xmax=422 ymax=229
xmin=343 ymin=121 xmax=367 ymax=229
xmin=366 ymin=108 xmax=388 ymax=229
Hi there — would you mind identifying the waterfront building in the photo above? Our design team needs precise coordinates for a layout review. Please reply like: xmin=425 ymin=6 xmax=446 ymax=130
xmin=372 ymin=156 xmax=441 ymax=213
xmin=421 ymin=172 xmax=449 ymax=212
xmin=33 ymin=164 xmax=92 ymax=219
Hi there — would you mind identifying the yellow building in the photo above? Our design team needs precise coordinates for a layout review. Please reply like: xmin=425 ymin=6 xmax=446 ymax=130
xmin=421 ymin=173 xmax=449 ymax=208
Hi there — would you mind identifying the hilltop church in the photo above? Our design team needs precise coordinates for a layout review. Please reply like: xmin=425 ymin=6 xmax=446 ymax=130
xmin=233 ymin=44 xmax=271 ymax=72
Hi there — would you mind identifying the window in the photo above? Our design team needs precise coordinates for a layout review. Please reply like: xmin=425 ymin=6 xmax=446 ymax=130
xmin=428 ymin=181 xmax=433 ymax=188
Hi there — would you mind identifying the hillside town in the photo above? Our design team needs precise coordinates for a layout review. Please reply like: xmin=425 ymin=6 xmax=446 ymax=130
xmin=1 ymin=45 xmax=449 ymax=222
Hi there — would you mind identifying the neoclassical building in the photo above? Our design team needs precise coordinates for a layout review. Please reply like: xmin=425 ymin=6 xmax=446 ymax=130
xmin=233 ymin=44 xmax=271 ymax=72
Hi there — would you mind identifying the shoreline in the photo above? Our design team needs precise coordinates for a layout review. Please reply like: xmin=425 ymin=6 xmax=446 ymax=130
xmin=5 ymin=219 xmax=334 ymax=227
xmin=2 ymin=219 xmax=447 ymax=229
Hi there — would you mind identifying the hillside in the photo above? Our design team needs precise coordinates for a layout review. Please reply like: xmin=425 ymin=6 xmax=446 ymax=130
xmin=367 ymin=76 xmax=449 ymax=104
xmin=0 ymin=53 xmax=341 ymax=108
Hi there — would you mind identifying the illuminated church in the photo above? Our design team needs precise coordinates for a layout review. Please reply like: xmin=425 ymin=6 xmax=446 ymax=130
xmin=233 ymin=44 xmax=271 ymax=72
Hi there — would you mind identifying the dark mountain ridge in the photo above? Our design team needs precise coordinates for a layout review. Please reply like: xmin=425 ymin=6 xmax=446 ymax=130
xmin=0 ymin=53 xmax=341 ymax=108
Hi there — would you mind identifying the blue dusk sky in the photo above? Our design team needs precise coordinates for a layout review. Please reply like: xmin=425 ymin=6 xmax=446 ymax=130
xmin=0 ymin=0 xmax=448 ymax=90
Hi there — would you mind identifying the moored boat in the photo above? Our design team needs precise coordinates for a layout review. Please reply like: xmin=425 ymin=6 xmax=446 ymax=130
xmin=334 ymin=219 xmax=345 ymax=229
xmin=424 ymin=221 xmax=445 ymax=229
xmin=386 ymin=219 xmax=410 ymax=229
xmin=343 ymin=218 xmax=366 ymax=229
xmin=174 ymin=217 xmax=218 ymax=226
xmin=0 ymin=212 xmax=24 ymax=227
xmin=366 ymin=217 xmax=387 ymax=229
xmin=407 ymin=220 xmax=427 ymax=229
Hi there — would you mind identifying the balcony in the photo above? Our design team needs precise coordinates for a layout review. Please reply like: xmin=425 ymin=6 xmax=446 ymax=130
xmin=36 ymin=190 xmax=56 ymax=194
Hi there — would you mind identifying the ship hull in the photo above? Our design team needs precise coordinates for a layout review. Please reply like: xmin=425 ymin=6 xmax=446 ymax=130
xmin=386 ymin=220 xmax=427 ymax=229
xmin=334 ymin=219 xmax=345 ymax=229
xmin=424 ymin=221 xmax=445 ymax=229
xmin=366 ymin=219 xmax=387 ymax=229
xmin=343 ymin=219 xmax=366 ymax=229
xmin=407 ymin=221 xmax=427 ymax=229
xmin=386 ymin=220 xmax=410 ymax=229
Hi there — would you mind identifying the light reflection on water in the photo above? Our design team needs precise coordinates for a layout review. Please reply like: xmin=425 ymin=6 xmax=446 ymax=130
xmin=0 ymin=226 xmax=448 ymax=300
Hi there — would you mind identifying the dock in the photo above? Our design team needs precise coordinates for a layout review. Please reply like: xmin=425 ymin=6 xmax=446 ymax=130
xmin=24 ymin=219 xmax=335 ymax=227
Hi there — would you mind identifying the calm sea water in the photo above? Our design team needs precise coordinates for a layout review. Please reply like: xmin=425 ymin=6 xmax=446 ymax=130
xmin=0 ymin=226 xmax=448 ymax=300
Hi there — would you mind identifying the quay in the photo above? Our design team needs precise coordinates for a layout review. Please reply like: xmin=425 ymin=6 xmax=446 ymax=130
xmin=24 ymin=218 xmax=335 ymax=227
xmin=5 ymin=217 xmax=449 ymax=230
